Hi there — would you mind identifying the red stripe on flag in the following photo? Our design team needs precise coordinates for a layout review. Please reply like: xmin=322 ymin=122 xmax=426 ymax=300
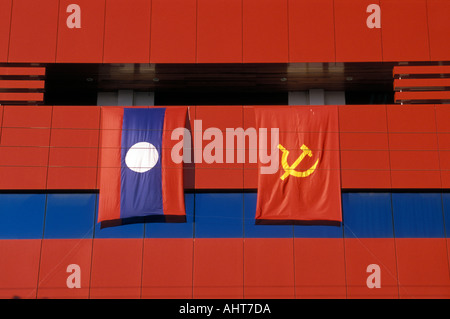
xmin=161 ymin=107 xmax=187 ymax=216
xmin=97 ymin=107 xmax=123 ymax=223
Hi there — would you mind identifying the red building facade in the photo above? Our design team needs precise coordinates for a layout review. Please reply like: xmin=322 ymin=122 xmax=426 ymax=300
xmin=0 ymin=0 xmax=449 ymax=299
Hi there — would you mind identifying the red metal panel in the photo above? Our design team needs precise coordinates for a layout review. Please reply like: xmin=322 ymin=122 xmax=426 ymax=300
xmin=396 ymin=238 xmax=450 ymax=298
xmin=448 ymin=239 xmax=450 ymax=280
xmin=0 ymin=147 xmax=49 ymax=167
xmin=50 ymin=129 xmax=99 ymax=149
xmin=0 ymin=105 xmax=51 ymax=189
xmin=340 ymin=133 xmax=389 ymax=151
xmin=150 ymin=0 xmax=196 ymax=63
xmin=0 ymin=105 xmax=3 ymax=144
xmin=244 ymin=238 xmax=295 ymax=298
xmin=90 ymin=238 xmax=143 ymax=298
xmin=341 ymin=170 xmax=390 ymax=189
xmin=47 ymin=167 xmax=97 ymax=190
xmin=387 ymin=104 xmax=436 ymax=133
xmin=387 ymin=105 xmax=440 ymax=188
xmin=393 ymin=65 xmax=450 ymax=76
xmin=345 ymin=238 xmax=398 ymax=298
xmin=0 ymin=80 xmax=45 ymax=89
xmin=389 ymin=171 xmax=441 ymax=189
xmin=438 ymin=133 xmax=450 ymax=151
xmin=440 ymin=151 xmax=450 ymax=188
xmin=389 ymin=152 xmax=441 ymax=188
xmin=395 ymin=91 xmax=450 ymax=103
xmin=1 ymin=128 xmax=50 ymax=147
xmin=0 ymin=67 xmax=46 ymax=76
xmin=243 ymin=0 xmax=288 ymax=63
xmin=2 ymin=105 xmax=52 ymax=128
xmin=8 ymin=0 xmax=59 ymax=63
xmin=47 ymin=106 xmax=100 ymax=189
xmin=103 ymin=0 xmax=151 ymax=63
xmin=47 ymin=147 xmax=98 ymax=190
xmin=37 ymin=239 xmax=92 ymax=299
xmin=340 ymin=150 xmax=391 ymax=189
xmin=380 ymin=0 xmax=430 ymax=62
xmin=193 ymin=238 xmax=244 ymax=298
xmin=0 ymin=240 xmax=41 ymax=299
xmin=437 ymin=105 xmax=450 ymax=186
xmin=339 ymin=105 xmax=390 ymax=188
xmin=52 ymin=105 xmax=100 ymax=129
xmin=141 ymin=238 xmax=193 ymax=298
xmin=0 ymin=0 xmax=12 ymax=62
xmin=394 ymin=78 xmax=450 ymax=90
xmin=57 ymin=0 xmax=106 ymax=63
xmin=0 ymin=165 xmax=48 ymax=190
xmin=2 ymin=106 xmax=50 ymax=147
xmin=339 ymin=133 xmax=390 ymax=188
xmin=288 ymin=0 xmax=335 ymax=62
xmin=0 ymin=92 xmax=43 ymax=102
xmin=388 ymin=120 xmax=440 ymax=186
xmin=339 ymin=105 xmax=388 ymax=133
xmin=197 ymin=0 xmax=242 ymax=63
xmin=427 ymin=0 xmax=450 ymax=61
xmin=443 ymin=172 xmax=450 ymax=189
xmin=334 ymin=0 xmax=382 ymax=62
xmin=389 ymin=133 xmax=438 ymax=152
xmin=194 ymin=106 xmax=243 ymax=189
xmin=294 ymin=238 xmax=346 ymax=298
xmin=436 ymin=105 xmax=450 ymax=133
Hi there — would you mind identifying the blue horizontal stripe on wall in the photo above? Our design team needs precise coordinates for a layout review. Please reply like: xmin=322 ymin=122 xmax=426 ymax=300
xmin=194 ymin=193 xmax=243 ymax=238
xmin=44 ymin=193 xmax=96 ymax=239
xmin=392 ymin=193 xmax=445 ymax=238
xmin=444 ymin=193 xmax=450 ymax=237
xmin=342 ymin=192 xmax=394 ymax=238
xmin=0 ymin=194 xmax=46 ymax=239
xmin=0 ymin=192 xmax=449 ymax=239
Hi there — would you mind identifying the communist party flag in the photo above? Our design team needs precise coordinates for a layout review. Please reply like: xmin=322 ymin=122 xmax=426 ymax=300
xmin=255 ymin=105 xmax=341 ymax=222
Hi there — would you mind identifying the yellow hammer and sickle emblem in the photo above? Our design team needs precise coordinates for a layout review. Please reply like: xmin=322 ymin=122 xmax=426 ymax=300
xmin=278 ymin=144 xmax=319 ymax=181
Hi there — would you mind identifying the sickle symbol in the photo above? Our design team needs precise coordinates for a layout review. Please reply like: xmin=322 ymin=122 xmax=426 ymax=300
xmin=278 ymin=144 xmax=319 ymax=181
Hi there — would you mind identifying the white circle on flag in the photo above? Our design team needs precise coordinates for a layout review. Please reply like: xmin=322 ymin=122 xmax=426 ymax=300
xmin=125 ymin=142 xmax=159 ymax=173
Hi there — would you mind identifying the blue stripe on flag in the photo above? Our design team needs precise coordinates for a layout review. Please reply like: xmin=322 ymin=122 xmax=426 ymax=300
xmin=120 ymin=108 xmax=166 ymax=219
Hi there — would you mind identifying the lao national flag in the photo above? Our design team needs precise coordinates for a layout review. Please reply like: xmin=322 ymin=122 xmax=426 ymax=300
xmin=255 ymin=105 xmax=341 ymax=222
xmin=98 ymin=107 xmax=186 ymax=223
